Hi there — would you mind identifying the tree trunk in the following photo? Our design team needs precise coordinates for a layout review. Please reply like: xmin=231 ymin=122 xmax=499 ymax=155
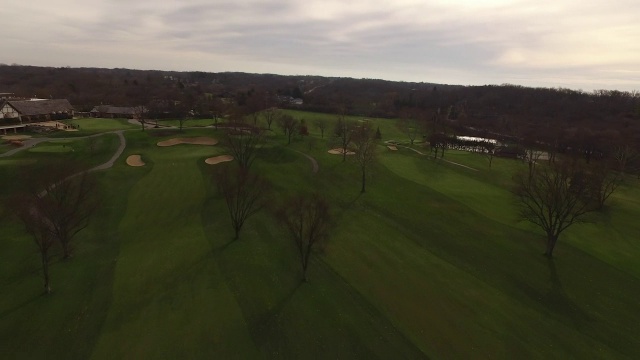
xmin=41 ymin=251 xmax=51 ymax=294
xmin=361 ymin=168 xmax=366 ymax=193
xmin=61 ymin=240 xmax=71 ymax=260
xmin=300 ymin=251 xmax=309 ymax=282
xmin=545 ymin=234 xmax=558 ymax=258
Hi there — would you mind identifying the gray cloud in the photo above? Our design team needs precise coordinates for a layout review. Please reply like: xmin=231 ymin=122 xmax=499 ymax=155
xmin=2 ymin=0 xmax=639 ymax=90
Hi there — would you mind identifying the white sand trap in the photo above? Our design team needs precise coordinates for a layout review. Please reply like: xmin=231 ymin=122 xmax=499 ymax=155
xmin=157 ymin=137 xmax=218 ymax=147
xmin=2 ymin=135 xmax=32 ymax=141
xmin=126 ymin=155 xmax=145 ymax=167
xmin=387 ymin=145 xmax=398 ymax=151
xmin=205 ymin=155 xmax=234 ymax=165
xmin=328 ymin=148 xmax=355 ymax=155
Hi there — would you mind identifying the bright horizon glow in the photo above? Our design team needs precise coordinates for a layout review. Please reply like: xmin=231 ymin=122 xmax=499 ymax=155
xmin=1 ymin=0 xmax=638 ymax=91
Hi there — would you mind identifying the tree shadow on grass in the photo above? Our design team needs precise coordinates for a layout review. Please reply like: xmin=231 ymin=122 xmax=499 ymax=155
xmin=0 ymin=293 xmax=44 ymax=319
xmin=543 ymin=258 xmax=592 ymax=328
xmin=517 ymin=257 xmax=592 ymax=329
xmin=213 ymin=237 xmax=239 ymax=253
xmin=248 ymin=280 xmax=305 ymax=344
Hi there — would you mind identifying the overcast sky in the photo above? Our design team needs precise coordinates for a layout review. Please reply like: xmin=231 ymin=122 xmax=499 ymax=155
xmin=2 ymin=0 xmax=639 ymax=91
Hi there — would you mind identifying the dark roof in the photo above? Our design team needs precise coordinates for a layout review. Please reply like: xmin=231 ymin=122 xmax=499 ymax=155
xmin=90 ymin=105 xmax=137 ymax=115
xmin=8 ymin=99 xmax=74 ymax=116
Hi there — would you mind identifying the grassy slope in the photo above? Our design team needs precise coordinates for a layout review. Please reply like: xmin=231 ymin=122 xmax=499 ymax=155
xmin=90 ymin=132 xmax=259 ymax=359
xmin=0 ymin=133 xmax=127 ymax=359
xmin=364 ymin=150 xmax=640 ymax=358
xmin=1 ymin=114 xmax=639 ymax=359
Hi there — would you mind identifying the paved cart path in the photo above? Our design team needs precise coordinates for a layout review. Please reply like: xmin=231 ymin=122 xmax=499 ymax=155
xmin=1 ymin=131 xmax=127 ymax=171
xmin=291 ymin=149 xmax=319 ymax=174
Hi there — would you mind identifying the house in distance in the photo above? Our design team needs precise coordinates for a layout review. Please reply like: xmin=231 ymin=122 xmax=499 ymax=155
xmin=89 ymin=105 xmax=137 ymax=119
xmin=1 ymin=98 xmax=74 ymax=124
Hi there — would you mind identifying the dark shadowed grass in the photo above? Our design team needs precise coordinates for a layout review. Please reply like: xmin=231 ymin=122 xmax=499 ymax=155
xmin=1 ymin=122 xmax=639 ymax=359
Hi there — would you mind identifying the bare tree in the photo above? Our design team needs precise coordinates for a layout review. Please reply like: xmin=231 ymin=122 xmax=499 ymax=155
xmin=262 ymin=107 xmax=278 ymax=130
xmin=223 ymin=125 xmax=264 ymax=169
xmin=6 ymin=160 xmax=98 ymax=292
xmin=210 ymin=97 xmax=227 ymax=130
xmin=587 ymin=162 xmax=621 ymax=210
xmin=612 ymin=136 xmax=638 ymax=174
xmin=228 ymin=103 xmax=249 ymax=124
xmin=215 ymin=167 xmax=271 ymax=240
xmin=133 ymin=105 xmax=148 ymax=131
xmin=299 ymin=119 xmax=309 ymax=137
xmin=177 ymin=114 xmax=190 ymax=131
xmin=513 ymin=161 xmax=595 ymax=257
xmin=334 ymin=115 xmax=354 ymax=162
xmin=481 ymin=141 xmax=496 ymax=168
xmin=314 ymin=119 xmax=327 ymax=138
xmin=177 ymin=90 xmax=198 ymax=130
xmin=278 ymin=114 xmax=299 ymax=145
xmin=352 ymin=122 xmax=377 ymax=193
xmin=246 ymin=90 xmax=267 ymax=125
xmin=428 ymin=132 xmax=448 ymax=159
xmin=524 ymin=148 xmax=544 ymax=180
xmin=176 ymin=100 xmax=192 ymax=131
xmin=14 ymin=196 xmax=56 ymax=294
xmin=276 ymin=193 xmax=331 ymax=282
xmin=398 ymin=110 xmax=420 ymax=145
xmin=33 ymin=164 xmax=99 ymax=259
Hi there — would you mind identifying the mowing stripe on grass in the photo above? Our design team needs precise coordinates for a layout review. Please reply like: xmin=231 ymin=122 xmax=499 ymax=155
xmin=90 ymin=147 xmax=259 ymax=358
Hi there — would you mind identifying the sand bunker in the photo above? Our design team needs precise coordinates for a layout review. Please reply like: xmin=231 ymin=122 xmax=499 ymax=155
xmin=205 ymin=155 xmax=234 ymax=165
xmin=2 ymin=135 xmax=32 ymax=141
xmin=157 ymin=137 xmax=218 ymax=147
xmin=126 ymin=155 xmax=145 ymax=167
xmin=328 ymin=148 xmax=356 ymax=155
xmin=387 ymin=145 xmax=398 ymax=151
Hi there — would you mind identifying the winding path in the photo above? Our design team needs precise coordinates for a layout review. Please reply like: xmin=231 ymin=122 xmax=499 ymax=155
xmin=90 ymin=131 xmax=126 ymax=171
xmin=291 ymin=149 xmax=319 ymax=174
xmin=1 ymin=131 xmax=127 ymax=171
xmin=392 ymin=143 xmax=479 ymax=172
xmin=438 ymin=158 xmax=478 ymax=172
xmin=1 ymin=137 xmax=50 ymax=157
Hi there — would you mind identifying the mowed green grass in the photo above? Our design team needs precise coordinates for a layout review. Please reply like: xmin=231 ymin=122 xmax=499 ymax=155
xmin=1 ymin=113 xmax=640 ymax=359
xmin=69 ymin=118 xmax=137 ymax=131
xmin=157 ymin=118 xmax=216 ymax=128
xmin=45 ymin=118 xmax=137 ymax=138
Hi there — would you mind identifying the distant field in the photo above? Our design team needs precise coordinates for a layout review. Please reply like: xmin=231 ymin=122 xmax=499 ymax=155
xmin=1 ymin=110 xmax=639 ymax=359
